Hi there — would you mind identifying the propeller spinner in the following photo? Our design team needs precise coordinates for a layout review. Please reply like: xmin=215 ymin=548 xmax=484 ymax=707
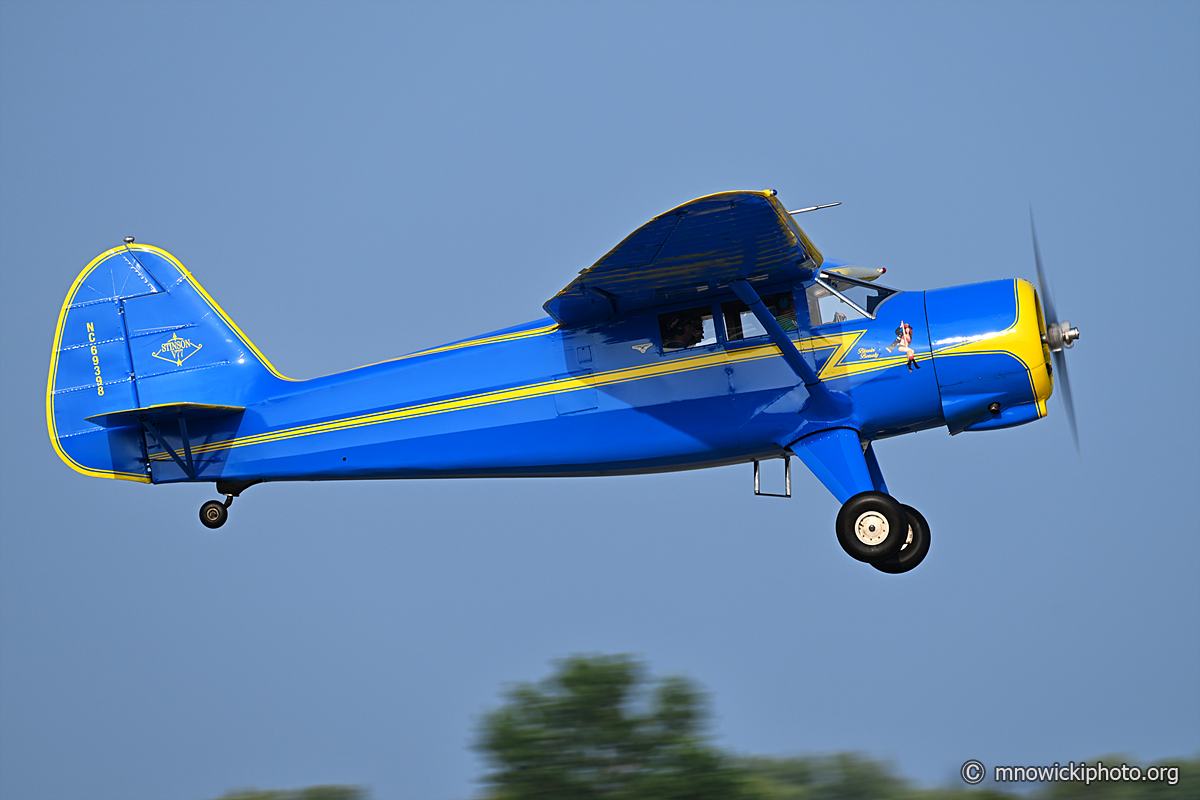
xmin=1031 ymin=212 xmax=1081 ymax=453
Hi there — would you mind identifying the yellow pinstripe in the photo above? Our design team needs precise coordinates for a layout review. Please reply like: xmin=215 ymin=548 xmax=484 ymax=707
xmin=146 ymin=328 xmax=926 ymax=462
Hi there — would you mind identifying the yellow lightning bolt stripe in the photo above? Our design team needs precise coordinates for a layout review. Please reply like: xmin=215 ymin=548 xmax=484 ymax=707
xmin=800 ymin=329 xmax=934 ymax=380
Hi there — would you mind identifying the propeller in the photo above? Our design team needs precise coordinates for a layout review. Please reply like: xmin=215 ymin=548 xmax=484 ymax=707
xmin=1030 ymin=211 xmax=1081 ymax=454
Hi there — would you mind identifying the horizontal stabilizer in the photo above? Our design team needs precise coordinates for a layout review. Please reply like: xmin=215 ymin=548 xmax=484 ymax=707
xmin=85 ymin=402 xmax=245 ymax=428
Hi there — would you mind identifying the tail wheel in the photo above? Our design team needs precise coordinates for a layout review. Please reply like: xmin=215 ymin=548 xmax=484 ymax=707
xmin=199 ymin=500 xmax=228 ymax=529
xmin=872 ymin=504 xmax=931 ymax=574
xmin=835 ymin=491 xmax=907 ymax=563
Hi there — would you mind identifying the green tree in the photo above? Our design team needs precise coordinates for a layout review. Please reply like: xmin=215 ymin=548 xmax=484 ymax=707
xmin=740 ymin=753 xmax=909 ymax=800
xmin=739 ymin=754 xmax=1020 ymax=800
xmin=215 ymin=787 xmax=368 ymax=800
xmin=475 ymin=654 xmax=755 ymax=800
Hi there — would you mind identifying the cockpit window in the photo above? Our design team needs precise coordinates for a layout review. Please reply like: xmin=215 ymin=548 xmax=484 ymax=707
xmin=658 ymin=306 xmax=717 ymax=351
xmin=805 ymin=273 xmax=898 ymax=325
xmin=722 ymin=292 xmax=798 ymax=341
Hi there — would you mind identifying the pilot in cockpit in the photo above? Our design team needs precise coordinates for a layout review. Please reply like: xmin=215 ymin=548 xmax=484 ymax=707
xmin=662 ymin=313 xmax=705 ymax=351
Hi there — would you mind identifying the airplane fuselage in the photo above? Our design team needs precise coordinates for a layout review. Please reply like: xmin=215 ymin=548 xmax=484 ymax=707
xmin=137 ymin=278 xmax=1046 ymax=484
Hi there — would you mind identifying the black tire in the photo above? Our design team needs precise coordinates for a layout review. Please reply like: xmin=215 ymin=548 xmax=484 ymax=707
xmin=199 ymin=500 xmax=228 ymax=529
xmin=873 ymin=504 xmax=931 ymax=574
xmin=835 ymin=491 xmax=907 ymax=563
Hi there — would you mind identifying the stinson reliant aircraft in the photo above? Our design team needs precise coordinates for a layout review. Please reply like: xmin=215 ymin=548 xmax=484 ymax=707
xmin=47 ymin=190 xmax=1080 ymax=573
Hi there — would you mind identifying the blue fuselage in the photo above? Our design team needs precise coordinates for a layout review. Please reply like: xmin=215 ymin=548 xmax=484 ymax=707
xmin=143 ymin=281 xmax=1040 ymax=484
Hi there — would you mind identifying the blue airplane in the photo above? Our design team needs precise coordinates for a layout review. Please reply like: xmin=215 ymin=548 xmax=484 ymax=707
xmin=46 ymin=190 xmax=1080 ymax=573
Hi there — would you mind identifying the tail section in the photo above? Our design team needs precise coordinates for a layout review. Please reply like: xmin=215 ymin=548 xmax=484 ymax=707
xmin=47 ymin=243 xmax=290 ymax=482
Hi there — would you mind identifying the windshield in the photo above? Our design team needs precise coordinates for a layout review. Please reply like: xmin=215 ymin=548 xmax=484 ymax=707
xmin=805 ymin=273 xmax=899 ymax=325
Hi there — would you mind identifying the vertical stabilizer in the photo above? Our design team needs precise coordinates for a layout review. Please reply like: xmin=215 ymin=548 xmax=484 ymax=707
xmin=47 ymin=243 xmax=290 ymax=482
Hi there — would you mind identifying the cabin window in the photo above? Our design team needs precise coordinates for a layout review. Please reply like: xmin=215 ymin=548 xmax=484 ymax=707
xmin=805 ymin=273 xmax=898 ymax=325
xmin=658 ymin=307 xmax=717 ymax=351
xmin=721 ymin=292 xmax=798 ymax=341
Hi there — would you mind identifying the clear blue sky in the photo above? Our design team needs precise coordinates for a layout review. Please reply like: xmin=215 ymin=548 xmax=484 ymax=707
xmin=2 ymin=2 xmax=1197 ymax=799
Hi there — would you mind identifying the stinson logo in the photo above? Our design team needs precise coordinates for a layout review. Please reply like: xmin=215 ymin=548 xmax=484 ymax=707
xmin=152 ymin=333 xmax=203 ymax=366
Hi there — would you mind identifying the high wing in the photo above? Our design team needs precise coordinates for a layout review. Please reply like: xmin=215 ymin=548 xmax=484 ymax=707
xmin=544 ymin=190 xmax=823 ymax=326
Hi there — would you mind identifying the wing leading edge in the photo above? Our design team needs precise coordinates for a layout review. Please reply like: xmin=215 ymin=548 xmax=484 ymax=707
xmin=544 ymin=190 xmax=823 ymax=326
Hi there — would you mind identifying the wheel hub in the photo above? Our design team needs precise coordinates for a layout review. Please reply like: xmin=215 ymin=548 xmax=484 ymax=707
xmin=853 ymin=511 xmax=890 ymax=546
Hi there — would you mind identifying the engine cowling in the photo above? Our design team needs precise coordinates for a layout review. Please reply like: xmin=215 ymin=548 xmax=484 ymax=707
xmin=924 ymin=279 xmax=1053 ymax=434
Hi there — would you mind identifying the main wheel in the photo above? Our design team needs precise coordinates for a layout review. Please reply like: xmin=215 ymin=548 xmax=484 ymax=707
xmin=835 ymin=491 xmax=907 ymax=563
xmin=199 ymin=500 xmax=228 ymax=529
xmin=872 ymin=504 xmax=931 ymax=574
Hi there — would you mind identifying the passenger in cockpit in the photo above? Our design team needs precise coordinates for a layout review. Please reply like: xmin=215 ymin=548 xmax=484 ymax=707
xmin=774 ymin=295 xmax=798 ymax=331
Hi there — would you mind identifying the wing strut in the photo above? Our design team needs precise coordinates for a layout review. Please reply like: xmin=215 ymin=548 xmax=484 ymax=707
xmin=729 ymin=279 xmax=821 ymax=384
xmin=730 ymin=279 xmax=851 ymax=423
